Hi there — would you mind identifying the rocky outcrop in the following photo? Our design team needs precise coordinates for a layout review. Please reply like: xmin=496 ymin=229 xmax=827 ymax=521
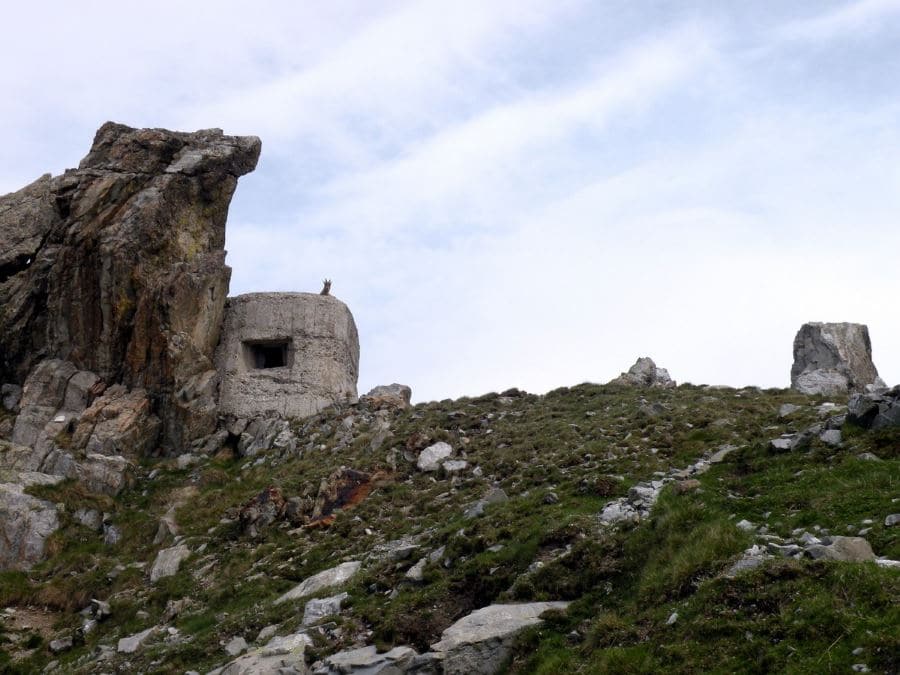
xmin=215 ymin=631 xmax=312 ymax=674
xmin=149 ymin=544 xmax=191 ymax=582
xmin=430 ymin=602 xmax=570 ymax=675
xmin=2 ymin=359 xmax=154 ymax=497
xmin=274 ymin=561 xmax=362 ymax=605
xmin=317 ymin=645 xmax=421 ymax=673
xmin=0 ymin=122 xmax=260 ymax=451
xmin=847 ymin=386 xmax=900 ymax=430
xmin=361 ymin=383 xmax=412 ymax=409
xmin=791 ymin=323 xmax=883 ymax=396
xmin=609 ymin=357 xmax=675 ymax=388
xmin=216 ymin=293 xmax=359 ymax=420
xmin=0 ymin=482 xmax=60 ymax=571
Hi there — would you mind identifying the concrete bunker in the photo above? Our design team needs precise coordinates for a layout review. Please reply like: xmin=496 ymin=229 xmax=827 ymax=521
xmin=216 ymin=292 xmax=360 ymax=419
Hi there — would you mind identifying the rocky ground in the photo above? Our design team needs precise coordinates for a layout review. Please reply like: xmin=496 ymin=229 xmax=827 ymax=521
xmin=1 ymin=382 xmax=897 ymax=674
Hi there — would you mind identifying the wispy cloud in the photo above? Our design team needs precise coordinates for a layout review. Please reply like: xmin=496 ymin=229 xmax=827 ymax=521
xmin=294 ymin=23 xmax=717 ymax=239
xmin=776 ymin=0 xmax=900 ymax=42
xmin=3 ymin=2 xmax=900 ymax=399
xmin=180 ymin=0 xmax=580 ymax=151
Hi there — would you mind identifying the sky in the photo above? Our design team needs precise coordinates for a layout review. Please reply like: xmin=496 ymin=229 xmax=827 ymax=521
xmin=2 ymin=1 xmax=899 ymax=401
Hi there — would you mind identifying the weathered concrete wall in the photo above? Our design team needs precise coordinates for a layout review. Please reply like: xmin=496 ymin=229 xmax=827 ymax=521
xmin=215 ymin=293 xmax=359 ymax=419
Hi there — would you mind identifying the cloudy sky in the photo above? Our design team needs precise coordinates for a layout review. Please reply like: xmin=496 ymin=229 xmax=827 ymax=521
xmin=3 ymin=1 xmax=899 ymax=401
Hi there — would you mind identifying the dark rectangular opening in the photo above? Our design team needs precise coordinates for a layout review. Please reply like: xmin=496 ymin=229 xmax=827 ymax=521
xmin=244 ymin=340 xmax=290 ymax=369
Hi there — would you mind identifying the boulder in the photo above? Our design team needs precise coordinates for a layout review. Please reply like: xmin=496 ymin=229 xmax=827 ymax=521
xmin=149 ymin=544 xmax=191 ymax=582
xmin=237 ymin=417 xmax=296 ymax=457
xmin=224 ymin=636 xmax=249 ymax=657
xmin=609 ymin=357 xmax=675 ymax=388
xmin=239 ymin=487 xmax=286 ymax=538
xmin=417 ymin=442 xmax=453 ymax=472
xmin=317 ymin=645 xmax=419 ymax=674
xmin=302 ymin=592 xmax=347 ymax=626
xmin=0 ymin=482 xmax=60 ymax=571
xmin=361 ymin=383 xmax=412 ymax=409
xmin=791 ymin=323 xmax=882 ymax=395
xmin=117 ymin=626 xmax=157 ymax=654
xmin=0 ymin=122 xmax=260 ymax=451
xmin=216 ymin=631 xmax=312 ymax=674
xmin=274 ymin=561 xmax=362 ymax=605
xmin=805 ymin=536 xmax=875 ymax=562
xmin=11 ymin=359 xmax=78 ymax=448
xmin=430 ymin=602 xmax=570 ymax=675
xmin=847 ymin=386 xmax=900 ymax=431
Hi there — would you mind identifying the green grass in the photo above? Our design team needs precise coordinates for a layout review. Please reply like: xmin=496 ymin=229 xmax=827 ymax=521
xmin=3 ymin=383 xmax=897 ymax=673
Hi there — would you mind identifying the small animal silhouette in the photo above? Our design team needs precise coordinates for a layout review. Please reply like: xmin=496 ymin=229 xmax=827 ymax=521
xmin=320 ymin=279 xmax=332 ymax=295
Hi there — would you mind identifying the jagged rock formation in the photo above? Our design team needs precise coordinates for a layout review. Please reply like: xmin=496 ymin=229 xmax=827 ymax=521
xmin=791 ymin=322 xmax=883 ymax=396
xmin=609 ymin=357 xmax=675 ymax=388
xmin=848 ymin=385 xmax=900 ymax=430
xmin=0 ymin=478 xmax=60 ymax=571
xmin=215 ymin=292 xmax=359 ymax=419
xmin=361 ymin=383 xmax=412 ymax=409
xmin=0 ymin=122 xmax=261 ymax=450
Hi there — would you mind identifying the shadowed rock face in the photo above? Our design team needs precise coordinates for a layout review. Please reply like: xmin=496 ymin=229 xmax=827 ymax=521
xmin=791 ymin=322 xmax=881 ymax=396
xmin=0 ymin=122 xmax=261 ymax=450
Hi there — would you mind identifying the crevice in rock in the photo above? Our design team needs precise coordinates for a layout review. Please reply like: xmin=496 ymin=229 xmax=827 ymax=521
xmin=0 ymin=254 xmax=34 ymax=284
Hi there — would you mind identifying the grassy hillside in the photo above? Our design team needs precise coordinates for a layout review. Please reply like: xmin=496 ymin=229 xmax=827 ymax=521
xmin=1 ymin=383 xmax=898 ymax=674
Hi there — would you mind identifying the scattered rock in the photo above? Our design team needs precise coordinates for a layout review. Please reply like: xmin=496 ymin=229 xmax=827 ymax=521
xmin=117 ymin=627 xmax=156 ymax=654
xmin=442 ymin=459 xmax=468 ymax=474
xmin=430 ymin=602 xmax=570 ymax=675
xmin=302 ymin=592 xmax=348 ymax=626
xmin=599 ymin=480 xmax=663 ymax=526
xmin=847 ymin=386 xmax=900 ymax=431
xmin=464 ymin=487 xmax=509 ymax=519
xmin=768 ymin=432 xmax=811 ymax=453
xmin=0 ymin=482 xmax=59 ymax=571
xmin=49 ymin=637 xmax=73 ymax=653
xmin=609 ymin=357 xmax=675 ymax=388
xmin=709 ymin=445 xmax=737 ymax=463
xmin=417 ymin=442 xmax=453 ymax=472
xmin=778 ymin=403 xmax=801 ymax=418
xmin=224 ymin=636 xmax=249 ymax=656
xmin=362 ymin=384 xmax=412 ymax=409
xmin=805 ymin=536 xmax=875 ymax=562
xmin=819 ymin=429 xmax=842 ymax=447
xmin=725 ymin=545 xmax=770 ymax=577
xmin=255 ymin=625 xmax=278 ymax=643
xmin=239 ymin=486 xmax=286 ymax=537
xmin=318 ymin=644 xmax=419 ymax=674
xmin=405 ymin=558 xmax=427 ymax=582
xmin=884 ymin=514 xmax=900 ymax=527
xmin=275 ymin=561 xmax=362 ymax=605
xmin=216 ymin=630 xmax=312 ymax=674
xmin=149 ymin=544 xmax=191 ymax=582
xmin=237 ymin=417 xmax=296 ymax=458
xmin=791 ymin=323 xmax=882 ymax=395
